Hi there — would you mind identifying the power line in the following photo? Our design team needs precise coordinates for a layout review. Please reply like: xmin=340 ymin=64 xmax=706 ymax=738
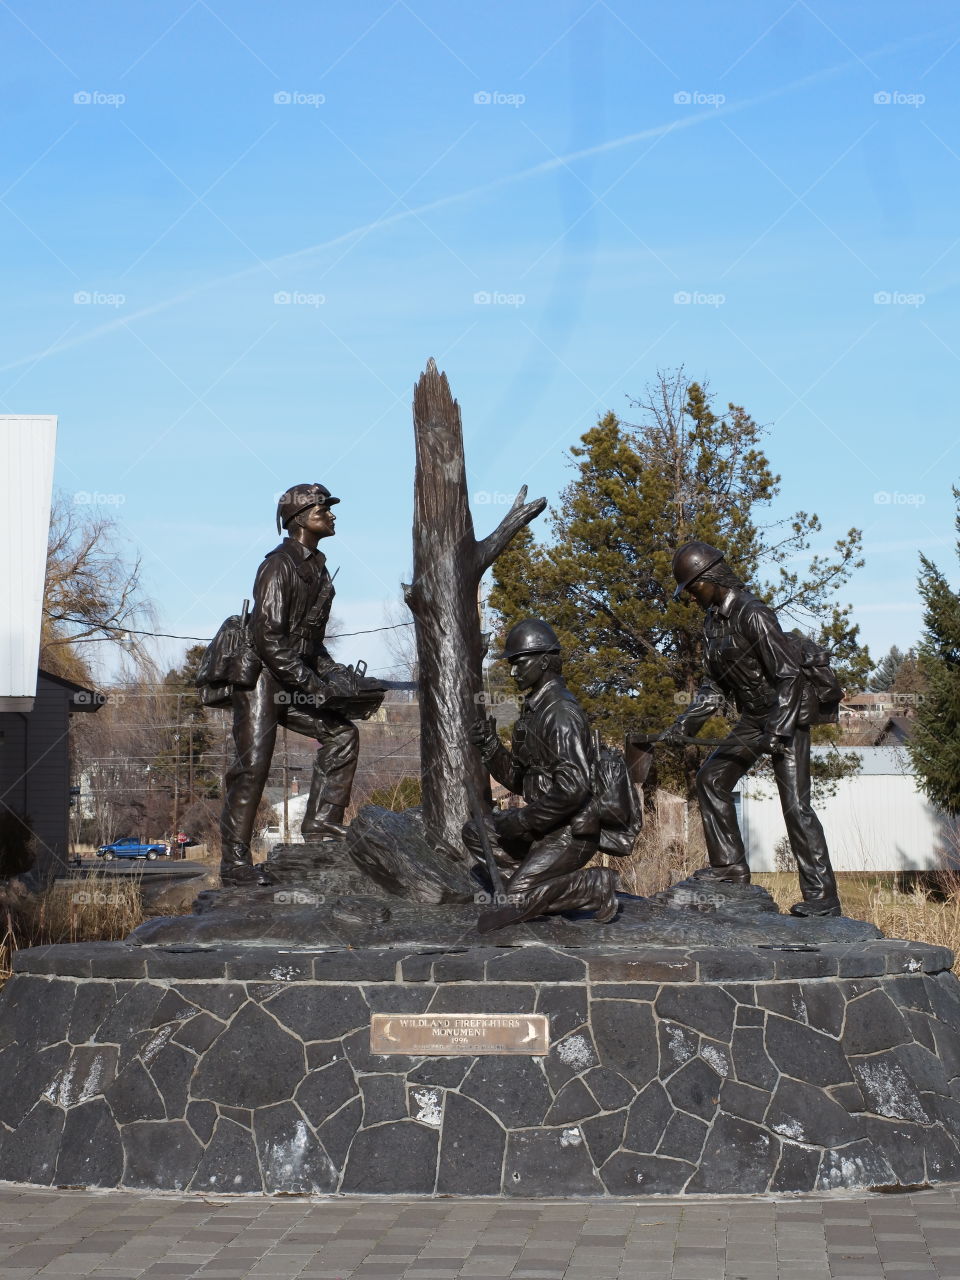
xmin=56 ymin=617 xmax=415 ymax=644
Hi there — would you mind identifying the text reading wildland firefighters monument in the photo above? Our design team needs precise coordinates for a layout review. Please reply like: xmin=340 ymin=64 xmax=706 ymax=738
xmin=370 ymin=1013 xmax=549 ymax=1055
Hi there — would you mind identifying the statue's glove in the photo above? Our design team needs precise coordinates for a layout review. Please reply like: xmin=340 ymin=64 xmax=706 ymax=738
xmin=356 ymin=674 xmax=388 ymax=694
xmin=657 ymin=724 xmax=688 ymax=748
xmin=320 ymin=664 xmax=356 ymax=698
xmin=470 ymin=714 xmax=500 ymax=758
xmin=492 ymin=807 xmax=528 ymax=842
xmin=761 ymin=733 xmax=791 ymax=757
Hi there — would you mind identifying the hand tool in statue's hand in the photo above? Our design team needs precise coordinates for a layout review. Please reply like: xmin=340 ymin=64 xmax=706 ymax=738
xmin=466 ymin=782 xmax=507 ymax=903
xmin=626 ymin=732 xmax=727 ymax=748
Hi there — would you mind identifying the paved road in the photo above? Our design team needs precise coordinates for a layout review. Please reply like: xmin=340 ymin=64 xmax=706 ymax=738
xmin=64 ymin=859 xmax=210 ymax=876
xmin=1 ymin=1183 xmax=959 ymax=1279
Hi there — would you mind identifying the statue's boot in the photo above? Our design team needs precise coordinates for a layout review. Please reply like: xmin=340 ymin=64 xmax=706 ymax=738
xmin=300 ymin=803 xmax=348 ymax=841
xmin=592 ymin=869 xmax=620 ymax=923
xmin=220 ymin=843 xmax=277 ymax=888
xmin=789 ymin=895 xmax=842 ymax=918
xmin=477 ymin=867 xmax=619 ymax=933
xmin=695 ymin=863 xmax=752 ymax=885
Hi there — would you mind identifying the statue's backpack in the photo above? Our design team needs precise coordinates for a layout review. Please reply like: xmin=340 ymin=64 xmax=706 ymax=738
xmin=591 ymin=730 xmax=643 ymax=856
xmin=195 ymin=600 xmax=262 ymax=708
xmin=787 ymin=631 xmax=844 ymax=726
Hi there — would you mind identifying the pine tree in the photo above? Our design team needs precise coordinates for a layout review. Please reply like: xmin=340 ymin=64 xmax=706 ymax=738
xmin=868 ymin=645 xmax=907 ymax=691
xmin=152 ymin=645 xmax=221 ymax=803
xmin=908 ymin=489 xmax=960 ymax=814
xmin=489 ymin=370 xmax=869 ymax=790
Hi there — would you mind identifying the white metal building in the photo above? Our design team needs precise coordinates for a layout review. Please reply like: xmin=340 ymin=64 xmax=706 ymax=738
xmin=0 ymin=416 xmax=57 ymax=711
xmin=738 ymin=745 xmax=960 ymax=873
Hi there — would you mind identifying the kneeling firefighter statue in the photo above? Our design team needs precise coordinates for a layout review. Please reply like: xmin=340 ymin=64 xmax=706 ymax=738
xmin=465 ymin=619 xmax=640 ymax=932
xmin=661 ymin=541 xmax=845 ymax=917
xmin=197 ymin=483 xmax=386 ymax=886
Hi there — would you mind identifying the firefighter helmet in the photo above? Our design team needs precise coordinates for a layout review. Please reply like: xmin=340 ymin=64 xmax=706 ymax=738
xmin=276 ymin=483 xmax=340 ymax=533
xmin=496 ymin=618 xmax=561 ymax=662
xmin=672 ymin=541 xmax=725 ymax=601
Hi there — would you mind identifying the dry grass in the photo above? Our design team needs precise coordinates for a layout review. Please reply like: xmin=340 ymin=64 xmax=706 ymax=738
xmin=599 ymin=801 xmax=960 ymax=976
xmin=595 ymin=793 xmax=705 ymax=897
xmin=755 ymin=869 xmax=960 ymax=973
xmin=0 ymin=871 xmax=147 ymax=985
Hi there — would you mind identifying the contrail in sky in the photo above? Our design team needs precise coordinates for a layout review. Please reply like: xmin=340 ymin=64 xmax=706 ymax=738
xmin=1 ymin=27 xmax=951 ymax=374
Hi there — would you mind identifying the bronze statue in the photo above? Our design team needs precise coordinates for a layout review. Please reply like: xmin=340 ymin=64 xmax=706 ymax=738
xmin=661 ymin=541 xmax=842 ymax=917
xmin=216 ymin=483 xmax=385 ymax=886
xmin=464 ymin=619 xmax=618 ymax=930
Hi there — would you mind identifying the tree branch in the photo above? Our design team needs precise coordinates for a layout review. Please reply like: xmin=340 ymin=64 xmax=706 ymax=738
xmin=474 ymin=485 xmax=547 ymax=574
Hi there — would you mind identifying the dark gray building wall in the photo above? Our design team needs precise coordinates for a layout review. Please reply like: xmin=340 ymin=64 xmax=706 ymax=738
xmin=0 ymin=672 xmax=99 ymax=884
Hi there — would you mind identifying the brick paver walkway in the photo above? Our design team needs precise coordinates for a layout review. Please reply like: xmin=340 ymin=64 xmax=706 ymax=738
xmin=1 ymin=1183 xmax=959 ymax=1279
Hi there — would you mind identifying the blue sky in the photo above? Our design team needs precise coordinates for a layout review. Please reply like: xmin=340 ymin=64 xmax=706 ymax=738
xmin=4 ymin=0 xmax=960 ymax=679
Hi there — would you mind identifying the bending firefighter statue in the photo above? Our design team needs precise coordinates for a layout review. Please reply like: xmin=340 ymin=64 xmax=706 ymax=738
xmin=199 ymin=483 xmax=385 ymax=886
xmin=661 ymin=541 xmax=844 ymax=918
xmin=464 ymin=619 xmax=620 ymax=930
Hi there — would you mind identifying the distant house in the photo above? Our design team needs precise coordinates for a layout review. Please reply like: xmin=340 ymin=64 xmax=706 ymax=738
xmin=738 ymin=745 xmax=959 ymax=874
xmin=841 ymin=715 xmax=914 ymax=748
xmin=0 ymin=669 xmax=104 ymax=881
xmin=840 ymin=691 xmax=895 ymax=721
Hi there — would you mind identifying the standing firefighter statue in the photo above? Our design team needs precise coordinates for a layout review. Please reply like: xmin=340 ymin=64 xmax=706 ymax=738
xmin=661 ymin=541 xmax=844 ymax=917
xmin=465 ymin=619 xmax=628 ymax=931
xmin=197 ymin=483 xmax=386 ymax=886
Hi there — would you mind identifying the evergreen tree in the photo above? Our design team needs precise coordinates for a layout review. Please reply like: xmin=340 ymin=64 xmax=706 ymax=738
xmin=152 ymin=645 xmax=221 ymax=804
xmin=888 ymin=649 xmax=927 ymax=712
xmin=908 ymin=489 xmax=960 ymax=814
xmin=868 ymin=645 xmax=907 ymax=691
xmin=490 ymin=370 xmax=868 ymax=789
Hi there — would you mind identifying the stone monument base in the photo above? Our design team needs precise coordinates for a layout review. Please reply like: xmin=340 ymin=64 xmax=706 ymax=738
xmin=1 ymin=901 xmax=959 ymax=1195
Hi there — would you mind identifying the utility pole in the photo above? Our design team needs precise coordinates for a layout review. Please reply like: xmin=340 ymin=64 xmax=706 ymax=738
xmin=187 ymin=721 xmax=194 ymax=809
xmin=171 ymin=691 xmax=182 ymax=856
xmin=282 ymin=727 xmax=290 ymax=843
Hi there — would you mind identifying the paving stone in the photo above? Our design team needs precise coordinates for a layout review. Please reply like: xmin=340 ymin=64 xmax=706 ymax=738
xmin=766 ymin=1078 xmax=855 ymax=1148
xmin=253 ymin=1101 xmax=337 ymax=1194
xmin=664 ymin=1056 xmax=723 ymax=1121
xmin=580 ymin=1108 xmax=626 ymax=1168
xmin=600 ymin=1150 xmax=695 ymax=1194
xmin=191 ymin=1003 xmax=305 ymax=1109
xmin=535 ymin=985 xmax=589 ymax=1039
xmin=460 ymin=1056 xmax=552 ymax=1129
xmin=0 ymin=1101 xmax=64 ymax=1183
xmin=315 ymin=1096 xmax=362 ymax=1169
xmin=190 ymin=1117 xmax=262 ymax=1194
xmin=687 ymin=1113 xmax=779 ymax=1194
xmin=55 ymin=1099 xmax=123 ymax=1188
xmin=543 ymin=1077 xmax=599 ymax=1126
xmin=295 ymin=1058 xmax=358 ymax=1129
xmin=358 ymin=1074 xmax=407 ymax=1125
xmin=504 ymin=1128 xmax=601 ymax=1196
xmin=842 ymin=989 xmax=912 ymax=1055
xmin=340 ymin=1120 xmax=438 ymax=1194
xmin=121 ymin=1121 xmax=204 ymax=1192
xmin=731 ymin=1026 xmax=778 ymax=1091
xmin=590 ymin=1000 xmax=658 ymax=1087
xmin=771 ymin=1139 xmax=823 ymax=1193
xmin=428 ymin=983 xmax=537 ymax=1014
xmin=765 ymin=1014 xmax=854 ymax=1087
xmin=436 ymin=1092 xmax=505 ymax=1196
xmin=623 ymin=1078 xmax=673 ymax=1153
xmin=264 ymin=984 xmax=369 ymax=1041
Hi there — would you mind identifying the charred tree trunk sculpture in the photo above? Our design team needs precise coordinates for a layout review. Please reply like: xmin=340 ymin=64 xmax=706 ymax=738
xmin=403 ymin=359 xmax=546 ymax=853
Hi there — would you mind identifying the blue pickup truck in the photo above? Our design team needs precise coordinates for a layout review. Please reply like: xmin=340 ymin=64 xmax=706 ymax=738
xmin=96 ymin=837 xmax=168 ymax=861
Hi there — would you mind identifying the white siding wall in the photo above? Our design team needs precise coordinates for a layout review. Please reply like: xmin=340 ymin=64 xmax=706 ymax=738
xmin=740 ymin=765 xmax=959 ymax=873
xmin=0 ymin=416 xmax=57 ymax=709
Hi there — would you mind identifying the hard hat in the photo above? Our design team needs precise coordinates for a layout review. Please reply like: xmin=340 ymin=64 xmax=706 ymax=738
xmin=496 ymin=619 xmax=561 ymax=662
xmin=276 ymin=483 xmax=340 ymax=533
xmin=672 ymin=541 xmax=725 ymax=601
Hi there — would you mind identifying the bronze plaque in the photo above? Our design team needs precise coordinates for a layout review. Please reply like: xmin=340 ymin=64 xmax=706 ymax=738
xmin=370 ymin=1012 xmax=549 ymax=1056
